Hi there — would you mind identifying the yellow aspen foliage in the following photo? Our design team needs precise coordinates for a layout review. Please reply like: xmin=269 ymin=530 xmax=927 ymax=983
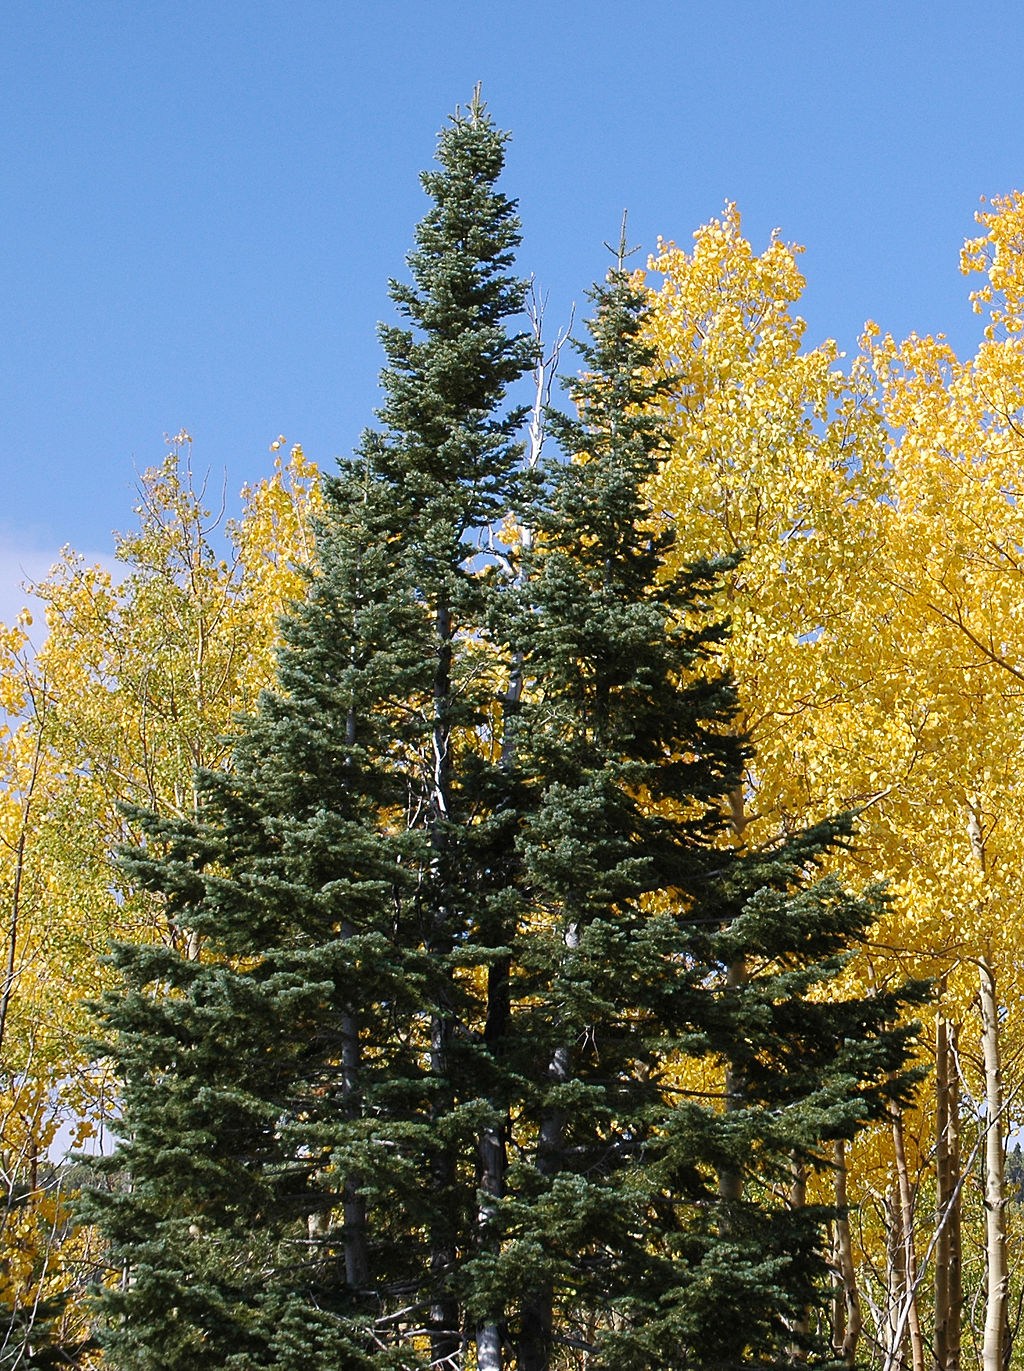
xmin=229 ymin=441 xmax=323 ymax=690
xmin=962 ymin=191 xmax=1024 ymax=338
xmin=642 ymin=199 xmax=1024 ymax=1366
xmin=863 ymin=217 xmax=1024 ymax=1003
xmin=644 ymin=203 xmax=890 ymax=843
xmin=855 ymin=203 xmax=1024 ymax=1368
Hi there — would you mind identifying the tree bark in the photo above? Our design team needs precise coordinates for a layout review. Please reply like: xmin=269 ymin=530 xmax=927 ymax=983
xmin=968 ymin=810 xmax=1008 ymax=1371
xmin=884 ymin=1183 xmax=909 ymax=1371
xmin=978 ymin=954 xmax=1008 ymax=1371
xmin=476 ymin=1318 xmax=503 ymax=1371
xmin=0 ymin=724 xmax=43 ymax=1063
xmin=947 ymin=1020 xmax=962 ymax=1371
xmin=934 ymin=1003 xmax=961 ymax=1371
xmin=891 ymin=1104 xmax=926 ymax=1371
xmin=935 ymin=1003 xmax=951 ymax=1371
xmin=832 ymin=1139 xmax=862 ymax=1366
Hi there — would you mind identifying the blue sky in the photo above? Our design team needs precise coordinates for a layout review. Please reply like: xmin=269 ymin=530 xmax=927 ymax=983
xmin=4 ymin=1 xmax=1024 ymax=621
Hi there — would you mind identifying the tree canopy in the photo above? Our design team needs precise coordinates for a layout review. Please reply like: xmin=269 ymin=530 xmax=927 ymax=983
xmin=6 ymin=100 xmax=1024 ymax=1371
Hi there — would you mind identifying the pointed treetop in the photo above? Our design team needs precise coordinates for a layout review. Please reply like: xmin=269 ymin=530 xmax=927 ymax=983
xmin=604 ymin=208 xmax=641 ymax=271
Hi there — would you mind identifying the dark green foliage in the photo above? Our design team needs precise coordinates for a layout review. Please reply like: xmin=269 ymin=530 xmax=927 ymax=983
xmin=84 ymin=92 xmax=532 ymax=1370
xmin=83 ymin=105 xmax=923 ymax=1371
xmin=477 ymin=264 xmax=926 ymax=1369
xmin=82 ymin=463 xmax=433 ymax=1369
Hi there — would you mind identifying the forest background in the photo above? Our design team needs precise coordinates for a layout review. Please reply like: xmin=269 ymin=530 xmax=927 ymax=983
xmin=8 ymin=3 xmax=1024 ymax=1369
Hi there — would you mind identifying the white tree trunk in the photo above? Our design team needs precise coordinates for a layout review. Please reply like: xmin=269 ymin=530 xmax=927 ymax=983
xmin=968 ymin=808 xmax=1008 ymax=1371
xmin=934 ymin=1004 xmax=962 ymax=1371
xmin=891 ymin=1105 xmax=926 ymax=1371
xmin=979 ymin=954 xmax=1008 ymax=1371
xmin=832 ymin=1140 xmax=862 ymax=1366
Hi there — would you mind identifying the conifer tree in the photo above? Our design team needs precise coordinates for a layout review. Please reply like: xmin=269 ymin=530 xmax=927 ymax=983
xmin=84 ymin=101 xmax=922 ymax=1371
xmin=82 ymin=458 xmax=434 ymax=1369
xmin=468 ymin=259 xmax=925 ymax=1370
xmin=84 ymin=91 xmax=532 ymax=1369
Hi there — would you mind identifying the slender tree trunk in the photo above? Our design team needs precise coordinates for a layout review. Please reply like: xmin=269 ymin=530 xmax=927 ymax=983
xmin=947 ymin=1021 xmax=962 ymax=1371
xmin=935 ymin=1001 xmax=962 ymax=1371
xmin=891 ymin=1104 xmax=926 ymax=1371
xmin=0 ymin=725 xmax=43 ymax=1062
xmin=0 ymin=826 xmax=28 ymax=1063
xmin=832 ymin=1140 xmax=862 ymax=1366
xmin=885 ymin=1183 xmax=909 ymax=1371
xmin=978 ymin=954 xmax=1008 ymax=1371
xmin=935 ymin=1003 xmax=951 ymax=1371
xmin=967 ymin=809 xmax=1008 ymax=1371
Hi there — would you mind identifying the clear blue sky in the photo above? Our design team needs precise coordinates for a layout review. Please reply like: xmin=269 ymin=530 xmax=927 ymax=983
xmin=4 ymin=1 xmax=1024 ymax=619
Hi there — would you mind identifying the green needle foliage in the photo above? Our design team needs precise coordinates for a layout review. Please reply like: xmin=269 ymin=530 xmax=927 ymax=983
xmin=83 ymin=91 xmax=532 ymax=1370
xmin=480 ymin=262 xmax=926 ymax=1370
xmin=82 ymin=104 xmax=923 ymax=1371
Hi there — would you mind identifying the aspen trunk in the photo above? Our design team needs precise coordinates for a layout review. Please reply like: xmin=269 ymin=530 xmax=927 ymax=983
xmin=968 ymin=810 xmax=1008 ymax=1371
xmin=935 ymin=1004 xmax=951 ymax=1371
xmin=0 ymin=727 xmax=43 ymax=1060
xmin=978 ymin=955 xmax=1008 ymax=1371
xmin=885 ymin=1183 xmax=909 ymax=1371
xmin=934 ymin=1006 xmax=961 ymax=1371
xmin=947 ymin=1020 xmax=962 ymax=1371
xmin=476 ymin=1320 xmax=502 ymax=1371
xmin=891 ymin=1104 xmax=926 ymax=1371
xmin=832 ymin=1140 xmax=862 ymax=1366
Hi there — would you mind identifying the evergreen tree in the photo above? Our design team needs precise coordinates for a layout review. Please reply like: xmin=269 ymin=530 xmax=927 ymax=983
xmin=81 ymin=459 xmax=435 ymax=1369
xmin=464 ymin=260 xmax=925 ymax=1370
xmin=83 ymin=99 xmax=922 ymax=1371
xmin=83 ymin=91 xmax=532 ymax=1369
